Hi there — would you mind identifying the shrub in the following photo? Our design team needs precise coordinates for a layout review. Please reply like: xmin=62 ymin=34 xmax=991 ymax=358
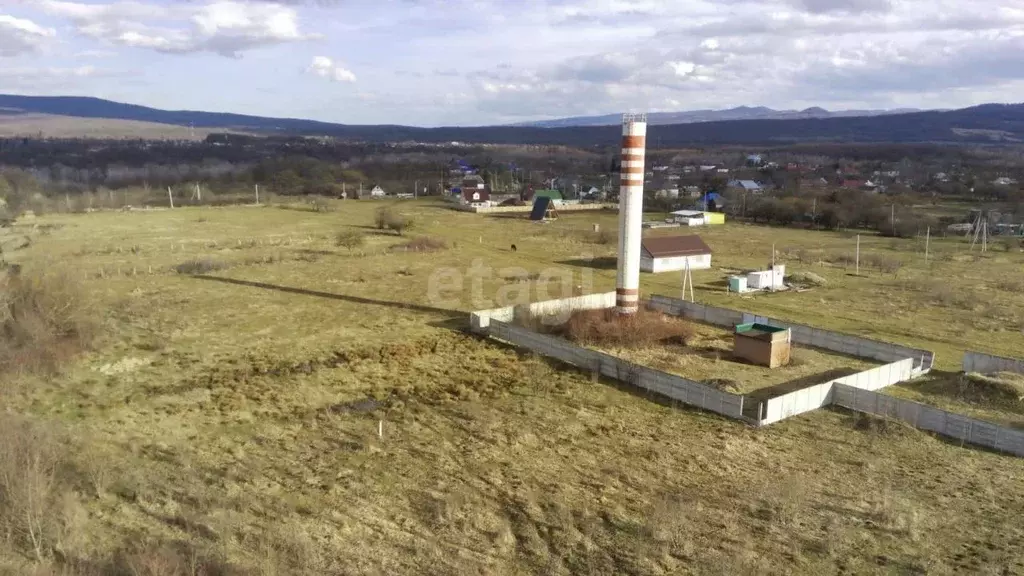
xmin=389 ymin=236 xmax=448 ymax=252
xmin=335 ymin=229 xmax=366 ymax=250
xmin=173 ymin=258 xmax=227 ymax=275
xmin=388 ymin=214 xmax=414 ymax=236
xmin=374 ymin=206 xmax=393 ymax=230
xmin=374 ymin=207 xmax=414 ymax=235
xmin=0 ymin=267 xmax=96 ymax=375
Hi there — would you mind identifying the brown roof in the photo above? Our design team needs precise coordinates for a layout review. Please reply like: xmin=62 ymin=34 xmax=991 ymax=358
xmin=641 ymin=235 xmax=711 ymax=258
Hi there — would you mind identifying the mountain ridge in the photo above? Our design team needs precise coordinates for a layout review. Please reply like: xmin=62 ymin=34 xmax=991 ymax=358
xmin=511 ymin=106 xmax=926 ymax=128
xmin=0 ymin=94 xmax=1022 ymax=146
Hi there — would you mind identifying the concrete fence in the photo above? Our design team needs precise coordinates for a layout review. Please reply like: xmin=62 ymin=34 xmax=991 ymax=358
xmin=648 ymin=295 xmax=935 ymax=374
xmin=833 ymin=384 xmax=1024 ymax=457
xmin=468 ymin=294 xmax=1024 ymax=457
xmin=962 ymin=351 xmax=1024 ymax=375
xmin=759 ymin=359 xmax=915 ymax=425
xmin=486 ymin=320 xmax=748 ymax=421
xmin=469 ymin=292 xmax=616 ymax=332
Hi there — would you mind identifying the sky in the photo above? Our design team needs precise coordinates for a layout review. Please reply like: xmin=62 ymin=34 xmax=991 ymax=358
xmin=1 ymin=0 xmax=1023 ymax=127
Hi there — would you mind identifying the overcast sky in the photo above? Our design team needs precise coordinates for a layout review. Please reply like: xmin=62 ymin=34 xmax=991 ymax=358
xmin=1 ymin=0 xmax=1023 ymax=126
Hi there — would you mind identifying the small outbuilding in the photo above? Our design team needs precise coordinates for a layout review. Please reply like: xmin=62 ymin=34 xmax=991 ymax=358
xmin=734 ymin=323 xmax=791 ymax=368
xmin=669 ymin=210 xmax=706 ymax=226
xmin=640 ymin=235 xmax=712 ymax=273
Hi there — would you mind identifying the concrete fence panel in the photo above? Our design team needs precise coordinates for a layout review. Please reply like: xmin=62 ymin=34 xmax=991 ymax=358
xmin=761 ymin=381 xmax=835 ymax=425
xmin=529 ymin=291 xmax=616 ymax=317
xmin=963 ymin=351 xmax=1024 ymax=375
xmin=832 ymin=384 xmax=1024 ymax=457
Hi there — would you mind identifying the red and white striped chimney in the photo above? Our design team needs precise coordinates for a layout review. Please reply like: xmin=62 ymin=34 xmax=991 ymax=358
xmin=616 ymin=113 xmax=647 ymax=314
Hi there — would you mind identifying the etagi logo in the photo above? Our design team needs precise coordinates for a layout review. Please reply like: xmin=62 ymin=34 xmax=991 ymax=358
xmin=426 ymin=254 xmax=596 ymax=324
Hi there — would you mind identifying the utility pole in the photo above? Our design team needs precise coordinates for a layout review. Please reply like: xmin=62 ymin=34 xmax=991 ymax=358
xmin=891 ymin=204 xmax=895 ymax=236
xmin=168 ymin=186 xmax=174 ymax=209
xmin=414 ymin=180 xmax=418 ymax=199
xmin=856 ymin=234 xmax=860 ymax=276
xmin=811 ymin=197 xmax=817 ymax=227
xmin=925 ymin=226 xmax=930 ymax=263
xmin=255 ymin=184 xmax=260 ymax=205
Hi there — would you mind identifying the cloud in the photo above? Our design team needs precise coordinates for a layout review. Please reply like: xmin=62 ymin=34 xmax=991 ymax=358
xmin=8 ymin=0 xmax=1024 ymax=125
xmin=792 ymin=0 xmax=891 ymax=13
xmin=309 ymin=56 xmax=356 ymax=82
xmin=0 ymin=14 xmax=56 ymax=56
xmin=36 ymin=0 xmax=321 ymax=57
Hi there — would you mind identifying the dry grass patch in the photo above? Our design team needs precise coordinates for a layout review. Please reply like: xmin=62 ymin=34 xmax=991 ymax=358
xmin=540 ymin=307 xmax=696 ymax=348
xmin=389 ymin=236 xmax=448 ymax=253
xmin=960 ymin=372 xmax=1024 ymax=405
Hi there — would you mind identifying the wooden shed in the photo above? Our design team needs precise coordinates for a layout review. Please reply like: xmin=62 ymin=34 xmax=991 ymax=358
xmin=734 ymin=323 xmax=791 ymax=368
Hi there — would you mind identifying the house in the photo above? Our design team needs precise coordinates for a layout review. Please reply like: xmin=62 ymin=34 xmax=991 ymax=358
xmin=934 ymin=172 xmax=950 ymax=182
xmin=716 ymin=168 xmax=730 ymax=174
xmin=993 ymin=177 xmax=1018 ymax=186
xmin=369 ymin=185 xmax=386 ymax=197
xmin=462 ymin=175 xmax=486 ymax=190
xmin=461 ymin=187 xmax=490 ymax=206
xmin=746 ymin=154 xmax=763 ymax=165
xmin=699 ymin=165 xmax=717 ymax=172
xmin=841 ymin=179 xmax=865 ymax=189
xmin=682 ymin=185 xmax=701 ymax=198
xmin=640 ymin=235 xmax=713 ymax=273
xmin=728 ymin=180 xmax=764 ymax=193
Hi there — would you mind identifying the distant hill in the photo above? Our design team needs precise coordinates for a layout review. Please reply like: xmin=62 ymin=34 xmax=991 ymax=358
xmin=1 ymin=94 xmax=1022 ymax=146
xmin=512 ymin=106 xmax=926 ymax=128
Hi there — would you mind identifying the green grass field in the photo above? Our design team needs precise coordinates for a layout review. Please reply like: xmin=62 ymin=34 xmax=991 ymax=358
xmin=2 ymin=198 xmax=1023 ymax=575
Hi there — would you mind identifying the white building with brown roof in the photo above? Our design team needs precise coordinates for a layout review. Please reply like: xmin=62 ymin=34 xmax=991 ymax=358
xmin=640 ymin=235 xmax=712 ymax=273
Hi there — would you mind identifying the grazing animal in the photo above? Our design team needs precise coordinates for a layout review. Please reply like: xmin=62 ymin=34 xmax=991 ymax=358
xmin=511 ymin=244 xmax=517 ymax=252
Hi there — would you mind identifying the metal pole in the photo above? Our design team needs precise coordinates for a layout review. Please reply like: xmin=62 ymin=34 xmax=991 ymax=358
xmin=925 ymin=226 xmax=930 ymax=263
xmin=167 ymin=186 xmax=174 ymax=209
xmin=255 ymin=184 xmax=260 ymax=205
xmin=856 ymin=234 xmax=860 ymax=275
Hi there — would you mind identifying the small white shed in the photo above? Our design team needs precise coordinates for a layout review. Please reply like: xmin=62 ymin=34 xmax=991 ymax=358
xmin=669 ymin=210 xmax=707 ymax=226
xmin=640 ymin=235 xmax=713 ymax=273
xmin=747 ymin=265 xmax=785 ymax=290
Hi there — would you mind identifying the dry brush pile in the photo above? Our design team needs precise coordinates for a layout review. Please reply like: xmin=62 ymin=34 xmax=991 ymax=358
xmin=536 ymin=307 xmax=696 ymax=348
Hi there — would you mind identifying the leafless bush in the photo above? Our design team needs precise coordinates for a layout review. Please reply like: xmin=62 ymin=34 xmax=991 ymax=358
xmin=389 ymin=236 xmax=447 ymax=252
xmin=540 ymin=307 xmax=695 ymax=348
xmin=0 ymin=267 xmax=97 ymax=376
xmin=0 ymin=416 xmax=81 ymax=562
xmin=374 ymin=207 xmax=414 ymax=235
xmin=335 ymin=229 xmax=365 ymax=250
xmin=173 ymin=259 xmax=227 ymax=275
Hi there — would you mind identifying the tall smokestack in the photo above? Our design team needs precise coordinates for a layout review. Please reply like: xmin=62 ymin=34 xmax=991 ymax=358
xmin=616 ymin=113 xmax=647 ymax=315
